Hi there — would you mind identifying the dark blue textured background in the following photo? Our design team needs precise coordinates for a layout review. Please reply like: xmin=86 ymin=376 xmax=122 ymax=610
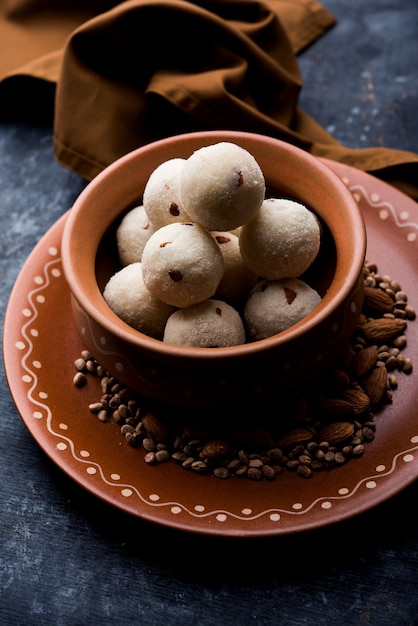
xmin=1 ymin=2 xmax=418 ymax=624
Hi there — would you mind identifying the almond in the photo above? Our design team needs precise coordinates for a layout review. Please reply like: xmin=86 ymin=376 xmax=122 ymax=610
xmin=341 ymin=388 xmax=371 ymax=415
xmin=360 ymin=318 xmax=406 ymax=343
xmin=317 ymin=421 xmax=355 ymax=445
xmin=363 ymin=286 xmax=395 ymax=314
xmin=274 ymin=428 xmax=314 ymax=449
xmin=328 ymin=368 xmax=351 ymax=391
xmin=351 ymin=346 xmax=379 ymax=378
xmin=142 ymin=411 xmax=170 ymax=443
xmin=319 ymin=398 xmax=353 ymax=418
xmin=364 ymin=366 xmax=388 ymax=406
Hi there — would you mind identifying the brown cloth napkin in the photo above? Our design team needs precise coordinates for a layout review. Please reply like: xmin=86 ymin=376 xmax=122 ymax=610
xmin=1 ymin=0 xmax=418 ymax=199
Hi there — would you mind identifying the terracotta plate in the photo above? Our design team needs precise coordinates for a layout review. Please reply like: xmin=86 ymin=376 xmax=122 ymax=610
xmin=4 ymin=160 xmax=418 ymax=537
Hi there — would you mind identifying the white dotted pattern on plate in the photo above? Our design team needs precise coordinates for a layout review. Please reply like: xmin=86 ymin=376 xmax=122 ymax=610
xmin=14 ymin=181 xmax=418 ymax=527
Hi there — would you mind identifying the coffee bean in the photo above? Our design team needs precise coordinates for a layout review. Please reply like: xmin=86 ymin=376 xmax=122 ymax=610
xmin=73 ymin=261 xmax=415 ymax=481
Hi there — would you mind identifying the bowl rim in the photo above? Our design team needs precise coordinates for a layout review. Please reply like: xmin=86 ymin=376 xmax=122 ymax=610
xmin=61 ymin=130 xmax=366 ymax=362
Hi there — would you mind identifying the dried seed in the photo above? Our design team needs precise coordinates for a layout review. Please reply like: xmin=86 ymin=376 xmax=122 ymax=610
xmin=274 ymin=428 xmax=314 ymax=449
xmin=73 ymin=372 xmax=87 ymax=388
xmin=319 ymin=397 xmax=353 ymax=418
xmin=85 ymin=359 xmax=97 ymax=373
xmin=89 ymin=402 xmax=104 ymax=413
xmin=237 ymin=449 xmax=249 ymax=465
xmin=403 ymin=358 xmax=413 ymax=374
xmin=97 ymin=409 xmax=109 ymax=422
xmin=361 ymin=318 xmax=406 ymax=343
xmin=316 ymin=422 xmax=355 ymax=445
xmin=311 ymin=460 xmax=324 ymax=471
xmin=288 ymin=444 xmax=305 ymax=459
xmin=324 ymin=450 xmax=336 ymax=465
xmin=351 ymin=346 xmax=379 ymax=378
xmin=73 ymin=258 xmax=415 ymax=482
xmin=297 ymin=464 xmax=312 ymax=478
xmin=363 ymin=286 xmax=395 ymax=314
xmin=182 ymin=456 xmax=195 ymax=469
xmin=125 ymin=432 xmax=139 ymax=447
xmin=267 ymin=448 xmax=284 ymax=462
xmin=247 ymin=467 xmax=263 ymax=481
xmin=74 ymin=357 xmax=86 ymax=371
xmin=144 ymin=452 xmax=157 ymax=464
xmin=364 ymin=366 xmax=388 ymax=405
xmin=262 ymin=465 xmax=276 ymax=480
xmin=340 ymin=389 xmax=371 ymax=415
xmin=96 ymin=365 xmax=106 ymax=377
xmin=109 ymin=395 xmax=121 ymax=409
xmin=142 ymin=437 xmax=156 ymax=452
xmin=329 ymin=368 xmax=351 ymax=390
xmin=362 ymin=427 xmax=375 ymax=442
xmin=298 ymin=454 xmax=312 ymax=466
xmin=226 ymin=458 xmax=241 ymax=471
xmin=202 ymin=438 xmax=231 ymax=459
xmin=155 ymin=449 xmax=171 ymax=463
xmin=142 ymin=411 xmax=170 ymax=443
xmin=352 ymin=444 xmax=365 ymax=457
xmin=405 ymin=305 xmax=416 ymax=320
xmin=388 ymin=374 xmax=398 ymax=389
xmin=393 ymin=335 xmax=407 ymax=349
xmin=112 ymin=410 xmax=124 ymax=425
xmin=214 ymin=466 xmax=230 ymax=479
xmin=171 ymin=451 xmax=187 ymax=463
xmin=385 ymin=355 xmax=398 ymax=371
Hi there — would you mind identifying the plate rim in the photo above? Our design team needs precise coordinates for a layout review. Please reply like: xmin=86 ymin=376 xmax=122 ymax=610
xmin=4 ymin=160 xmax=418 ymax=537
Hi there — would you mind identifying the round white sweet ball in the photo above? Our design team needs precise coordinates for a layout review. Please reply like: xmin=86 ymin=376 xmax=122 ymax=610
xmin=164 ymin=299 xmax=246 ymax=347
xmin=103 ymin=262 xmax=175 ymax=339
xmin=239 ymin=198 xmax=321 ymax=279
xmin=116 ymin=205 xmax=156 ymax=266
xmin=180 ymin=142 xmax=265 ymax=231
xmin=211 ymin=231 xmax=257 ymax=305
xmin=143 ymin=158 xmax=190 ymax=228
xmin=141 ymin=222 xmax=225 ymax=308
xmin=244 ymin=277 xmax=321 ymax=341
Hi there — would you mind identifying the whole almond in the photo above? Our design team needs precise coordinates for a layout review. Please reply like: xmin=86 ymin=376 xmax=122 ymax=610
xmin=317 ymin=421 xmax=355 ymax=445
xmin=328 ymin=368 xmax=351 ymax=391
xmin=274 ymin=428 xmax=314 ymax=449
xmin=341 ymin=388 xmax=371 ymax=415
xmin=364 ymin=366 xmax=388 ymax=406
xmin=142 ymin=411 xmax=170 ymax=443
xmin=319 ymin=398 xmax=353 ymax=418
xmin=361 ymin=318 xmax=406 ymax=343
xmin=363 ymin=286 xmax=395 ymax=314
xmin=351 ymin=345 xmax=379 ymax=378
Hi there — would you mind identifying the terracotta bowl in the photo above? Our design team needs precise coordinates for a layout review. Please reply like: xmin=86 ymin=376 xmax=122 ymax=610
xmin=61 ymin=131 xmax=366 ymax=409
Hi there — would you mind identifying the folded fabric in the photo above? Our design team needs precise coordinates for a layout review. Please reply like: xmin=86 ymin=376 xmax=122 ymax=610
xmin=1 ymin=0 xmax=418 ymax=199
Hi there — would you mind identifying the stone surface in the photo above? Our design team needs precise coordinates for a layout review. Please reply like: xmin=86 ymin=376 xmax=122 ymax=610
xmin=1 ymin=2 xmax=418 ymax=624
